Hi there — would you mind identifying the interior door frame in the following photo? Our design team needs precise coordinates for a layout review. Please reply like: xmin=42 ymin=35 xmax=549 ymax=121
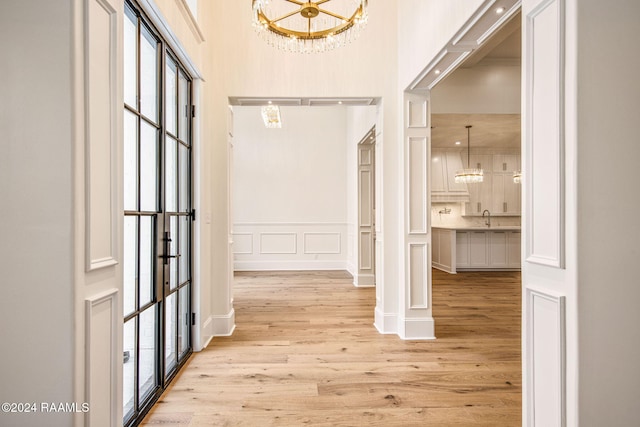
xmin=356 ymin=126 xmax=376 ymax=287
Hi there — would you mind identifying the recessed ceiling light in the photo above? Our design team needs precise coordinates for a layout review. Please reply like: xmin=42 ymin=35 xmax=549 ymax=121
xmin=496 ymin=7 xmax=505 ymax=14
xmin=435 ymin=69 xmax=441 ymax=75
xmin=338 ymin=101 xmax=343 ymax=105
xmin=455 ymin=141 xmax=461 ymax=145
xmin=268 ymin=100 xmax=273 ymax=104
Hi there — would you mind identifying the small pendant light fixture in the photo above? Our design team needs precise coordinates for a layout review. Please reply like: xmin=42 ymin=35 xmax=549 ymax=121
xmin=454 ymin=125 xmax=484 ymax=184
xmin=513 ymin=171 xmax=522 ymax=184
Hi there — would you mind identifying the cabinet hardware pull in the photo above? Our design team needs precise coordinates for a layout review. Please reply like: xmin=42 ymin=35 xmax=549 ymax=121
xmin=477 ymin=202 xmax=481 ymax=212
xmin=504 ymin=202 xmax=507 ymax=212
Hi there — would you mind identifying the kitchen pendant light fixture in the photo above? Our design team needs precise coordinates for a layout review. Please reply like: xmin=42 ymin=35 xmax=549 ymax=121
xmin=455 ymin=125 xmax=484 ymax=184
xmin=252 ymin=0 xmax=368 ymax=53
xmin=513 ymin=171 xmax=522 ymax=184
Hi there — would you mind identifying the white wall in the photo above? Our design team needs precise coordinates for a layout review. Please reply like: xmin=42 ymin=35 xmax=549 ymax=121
xmin=0 ymin=1 xmax=75 ymax=426
xmin=397 ymin=0 xmax=485 ymax=89
xmin=232 ymin=106 xmax=349 ymax=270
xmin=576 ymin=0 xmax=640 ymax=424
xmin=431 ymin=62 xmax=522 ymax=114
xmin=207 ymin=0 xmax=400 ymax=332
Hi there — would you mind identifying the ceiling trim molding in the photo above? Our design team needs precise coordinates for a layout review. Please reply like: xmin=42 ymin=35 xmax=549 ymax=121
xmin=407 ymin=0 xmax=521 ymax=92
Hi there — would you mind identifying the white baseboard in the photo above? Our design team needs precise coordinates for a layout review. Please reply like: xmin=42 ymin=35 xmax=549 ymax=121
xmin=374 ymin=307 xmax=397 ymax=334
xmin=234 ymin=260 xmax=348 ymax=271
xmin=354 ymin=273 xmax=375 ymax=287
xmin=203 ymin=309 xmax=236 ymax=340
xmin=200 ymin=316 xmax=214 ymax=349
xmin=398 ymin=316 xmax=436 ymax=340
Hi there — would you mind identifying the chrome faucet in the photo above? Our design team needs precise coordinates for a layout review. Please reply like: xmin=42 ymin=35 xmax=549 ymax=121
xmin=482 ymin=209 xmax=491 ymax=227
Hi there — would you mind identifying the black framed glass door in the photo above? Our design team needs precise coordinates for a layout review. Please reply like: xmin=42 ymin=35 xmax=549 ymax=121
xmin=123 ymin=2 xmax=193 ymax=426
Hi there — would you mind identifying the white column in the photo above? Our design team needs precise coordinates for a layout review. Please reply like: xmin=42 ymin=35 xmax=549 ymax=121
xmin=399 ymin=92 xmax=435 ymax=340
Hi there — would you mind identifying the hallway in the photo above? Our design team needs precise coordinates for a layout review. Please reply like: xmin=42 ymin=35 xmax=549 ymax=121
xmin=141 ymin=270 xmax=521 ymax=426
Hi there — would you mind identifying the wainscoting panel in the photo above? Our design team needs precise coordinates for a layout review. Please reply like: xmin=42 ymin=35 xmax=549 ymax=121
xmin=85 ymin=288 xmax=118 ymax=427
xmin=234 ymin=223 xmax=348 ymax=271
xmin=260 ymin=233 xmax=297 ymax=254
xmin=526 ymin=287 xmax=566 ymax=427
xmin=408 ymin=136 xmax=428 ymax=234
xmin=525 ymin=0 xmax=565 ymax=268
xmin=85 ymin=0 xmax=118 ymax=271
xmin=232 ymin=233 xmax=253 ymax=254
xmin=303 ymin=232 xmax=341 ymax=254
xmin=408 ymin=243 xmax=428 ymax=309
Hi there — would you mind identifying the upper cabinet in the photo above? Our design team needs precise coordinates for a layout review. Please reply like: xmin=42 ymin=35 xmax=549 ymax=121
xmin=464 ymin=152 xmax=521 ymax=216
xmin=431 ymin=150 xmax=470 ymax=202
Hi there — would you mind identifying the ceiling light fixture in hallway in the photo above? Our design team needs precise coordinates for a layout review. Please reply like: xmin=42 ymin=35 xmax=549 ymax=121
xmin=252 ymin=0 xmax=368 ymax=53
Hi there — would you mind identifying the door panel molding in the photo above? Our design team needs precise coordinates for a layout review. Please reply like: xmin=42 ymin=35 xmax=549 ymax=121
xmin=525 ymin=0 xmax=565 ymax=269
xmin=526 ymin=287 xmax=566 ymax=427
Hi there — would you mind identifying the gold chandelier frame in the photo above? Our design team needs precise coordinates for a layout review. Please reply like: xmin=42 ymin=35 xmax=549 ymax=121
xmin=252 ymin=0 xmax=368 ymax=52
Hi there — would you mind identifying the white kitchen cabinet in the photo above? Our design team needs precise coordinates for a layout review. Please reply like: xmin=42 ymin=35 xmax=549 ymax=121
xmin=467 ymin=173 xmax=492 ymax=214
xmin=432 ymin=228 xmax=455 ymax=273
xmin=492 ymin=173 xmax=521 ymax=214
xmin=431 ymin=150 xmax=470 ymax=202
xmin=452 ymin=229 xmax=521 ymax=271
xmin=507 ymin=231 xmax=521 ymax=268
xmin=465 ymin=153 xmax=521 ymax=216
xmin=493 ymin=154 xmax=520 ymax=173
xmin=469 ymin=231 xmax=489 ymax=267
xmin=489 ymin=231 xmax=509 ymax=267
xmin=456 ymin=232 xmax=469 ymax=267
xmin=492 ymin=154 xmax=521 ymax=215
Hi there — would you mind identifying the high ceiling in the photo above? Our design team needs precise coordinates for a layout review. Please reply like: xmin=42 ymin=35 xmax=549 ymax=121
xmin=431 ymin=114 xmax=521 ymax=149
xmin=432 ymin=15 xmax=521 ymax=149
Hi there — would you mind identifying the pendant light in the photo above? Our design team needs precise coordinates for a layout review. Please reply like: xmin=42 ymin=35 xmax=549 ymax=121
xmin=513 ymin=171 xmax=522 ymax=184
xmin=454 ymin=125 xmax=484 ymax=184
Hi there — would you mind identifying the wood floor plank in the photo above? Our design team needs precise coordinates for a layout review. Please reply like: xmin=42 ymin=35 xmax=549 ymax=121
xmin=142 ymin=269 xmax=521 ymax=426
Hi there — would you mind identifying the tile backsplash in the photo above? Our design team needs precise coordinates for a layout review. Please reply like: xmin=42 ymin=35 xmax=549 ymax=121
xmin=431 ymin=203 xmax=521 ymax=228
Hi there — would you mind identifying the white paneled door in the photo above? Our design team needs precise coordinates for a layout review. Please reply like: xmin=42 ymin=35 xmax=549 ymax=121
xmin=357 ymin=128 xmax=376 ymax=287
xmin=523 ymin=0 xmax=569 ymax=425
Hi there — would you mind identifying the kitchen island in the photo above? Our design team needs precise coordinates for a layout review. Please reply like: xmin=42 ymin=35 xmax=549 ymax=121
xmin=432 ymin=226 xmax=521 ymax=273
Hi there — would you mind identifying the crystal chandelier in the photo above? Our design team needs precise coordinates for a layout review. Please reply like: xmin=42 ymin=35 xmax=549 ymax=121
xmin=513 ymin=171 xmax=522 ymax=184
xmin=261 ymin=104 xmax=282 ymax=128
xmin=252 ymin=0 xmax=369 ymax=53
xmin=454 ymin=125 xmax=484 ymax=184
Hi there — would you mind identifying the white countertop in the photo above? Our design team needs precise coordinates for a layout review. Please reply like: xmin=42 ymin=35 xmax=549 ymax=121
xmin=432 ymin=225 xmax=521 ymax=231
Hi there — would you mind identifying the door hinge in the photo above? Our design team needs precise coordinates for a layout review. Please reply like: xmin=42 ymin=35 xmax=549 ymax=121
xmin=191 ymin=209 xmax=196 ymax=221
xmin=191 ymin=313 xmax=196 ymax=326
xmin=191 ymin=105 xmax=196 ymax=118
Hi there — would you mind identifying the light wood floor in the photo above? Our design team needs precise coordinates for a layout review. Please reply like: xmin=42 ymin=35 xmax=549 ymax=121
xmin=142 ymin=269 xmax=522 ymax=426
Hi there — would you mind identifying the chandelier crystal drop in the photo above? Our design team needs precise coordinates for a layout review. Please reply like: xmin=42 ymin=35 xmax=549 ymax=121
xmin=261 ymin=105 xmax=282 ymax=128
xmin=252 ymin=0 xmax=369 ymax=53
xmin=513 ymin=171 xmax=522 ymax=184
xmin=454 ymin=125 xmax=484 ymax=184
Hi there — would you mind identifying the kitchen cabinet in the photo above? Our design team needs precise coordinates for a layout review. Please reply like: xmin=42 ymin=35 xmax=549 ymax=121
xmin=491 ymin=155 xmax=521 ymax=215
xmin=446 ymin=228 xmax=521 ymax=272
xmin=432 ymin=228 xmax=455 ymax=273
xmin=464 ymin=153 xmax=521 ymax=216
xmin=431 ymin=150 xmax=470 ymax=202
xmin=469 ymin=231 xmax=489 ymax=267
xmin=456 ymin=232 xmax=469 ymax=267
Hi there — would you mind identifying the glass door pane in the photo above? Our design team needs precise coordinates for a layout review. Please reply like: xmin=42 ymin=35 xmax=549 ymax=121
xmin=140 ymin=25 xmax=158 ymax=122
xmin=164 ymin=292 xmax=177 ymax=375
xmin=138 ymin=306 xmax=157 ymax=401
xmin=123 ymin=318 xmax=136 ymax=424
xmin=123 ymin=5 xmax=192 ymax=424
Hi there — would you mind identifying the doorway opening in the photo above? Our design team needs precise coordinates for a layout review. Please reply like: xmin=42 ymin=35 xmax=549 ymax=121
xmin=227 ymin=99 xmax=380 ymax=303
xmin=355 ymin=126 xmax=376 ymax=287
